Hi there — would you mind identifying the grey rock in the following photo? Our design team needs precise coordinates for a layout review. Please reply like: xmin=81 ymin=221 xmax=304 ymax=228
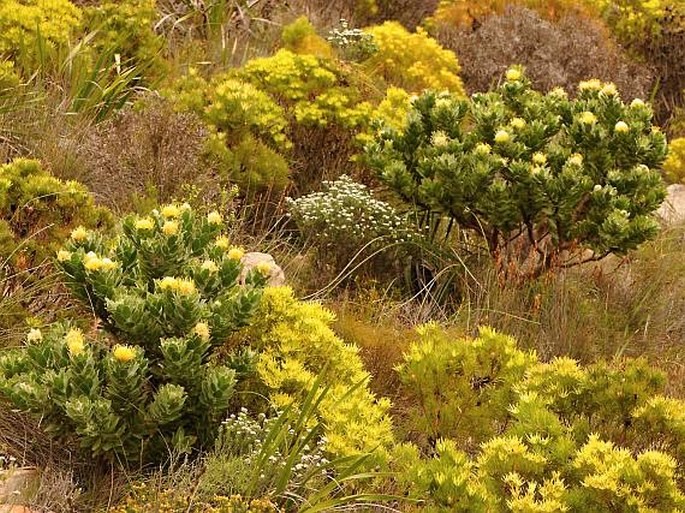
xmin=239 ymin=252 xmax=285 ymax=287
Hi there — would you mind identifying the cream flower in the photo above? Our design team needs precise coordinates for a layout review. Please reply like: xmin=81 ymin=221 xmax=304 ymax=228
xmin=614 ymin=121 xmax=629 ymax=133
xmin=27 ymin=328 xmax=42 ymax=343
xmin=494 ymin=130 xmax=510 ymax=144
xmin=255 ymin=261 xmax=272 ymax=275
xmin=158 ymin=276 xmax=178 ymax=291
xmin=568 ymin=153 xmax=583 ymax=166
xmin=532 ymin=152 xmax=547 ymax=165
xmin=215 ymin=236 xmax=230 ymax=250
xmin=193 ymin=322 xmax=211 ymax=341
xmin=207 ymin=211 xmax=223 ymax=225
xmin=201 ymin=260 xmax=218 ymax=273
xmin=176 ymin=279 xmax=196 ymax=295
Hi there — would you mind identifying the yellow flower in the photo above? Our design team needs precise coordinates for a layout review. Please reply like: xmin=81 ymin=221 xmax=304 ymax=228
xmin=568 ymin=153 xmax=583 ymax=166
xmin=113 ymin=345 xmax=136 ymax=363
xmin=431 ymin=130 xmax=449 ymax=147
xmin=505 ymin=68 xmax=521 ymax=81
xmin=193 ymin=322 xmax=210 ymax=341
xmin=65 ymin=329 xmax=85 ymax=356
xmin=27 ymin=328 xmax=42 ymax=343
xmin=161 ymin=204 xmax=181 ymax=218
xmin=614 ymin=121 xmax=629 ymax=133
xmin=532 ymin=152 xmax=547 ymax=165
xmin=510 ymin=118 xmax=526 ymax=130
xmin=158 ymin=276 xmax=178 ymax=291
xmin=57 ymin=250 xmax=71 ymax=262
xmin=494 ymin=130 xmax=510 ymax=144
xmin=228 ymin=247 xmax=245 ymax=261
xmin=579 ymin=111 xmax=597 ymax=125
xmin=474 ymin=143 xmax=491 ymax=155
xmin=162 ymin=220 xmax=179 ymax=236
xmin=207 ymin=211 xmax=223 ymax=225
xmin=601 ymin=82 xmax=618 ymax=96
xmin=631 ymin=98 xmax=646 ymax=109
xmin=70 ymin=226 xmax=88 ymax=242
xmin=549 ymin=87 xmax=567 ymax=99
xmin=135 ymin=217 xmax=155 ymax=231
xmin=201 ymin=260 xmax=218 ymax=273
xmin=84 ymin=255 xmax=103 ymax=272
xmin=176 ymin=279 xmax=196 ymax=295
xmin=100 ymin=258 xmax=117 ymax=271
xmin=215 ymin=236 xmax=230 ymax=250
xmin=181 ymin=202 xmax=192 ymax=212
xmin=255 ymin=261 xmax=272 ymax=275
xmin=578 ymin=79 xmax=602 ymax=91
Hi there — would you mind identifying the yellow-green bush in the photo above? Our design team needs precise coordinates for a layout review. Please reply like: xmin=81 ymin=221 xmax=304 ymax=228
xmin=663 ymin=137 xmax=685 ymax=184
xmin=363 ymin=21 xmax=466 ymax=95
xmin=281 ymin=16 xmax=333 ymax=59
xmin=248 ymin=286 xmax=394 ymax=463
xmin=0 ymin=0 xmax=82 ymax=66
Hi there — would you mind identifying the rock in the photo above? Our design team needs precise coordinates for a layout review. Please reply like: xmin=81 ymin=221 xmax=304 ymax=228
xmin=657 ymin=184 xmax=685 ymax=225
xmin=0 ymin=506 xmax=34 ymax=513
xmin=239 ymin=252 xmax=286 ymax=287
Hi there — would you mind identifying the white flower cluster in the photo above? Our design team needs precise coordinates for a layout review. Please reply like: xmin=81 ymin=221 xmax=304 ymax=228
xmin=220 ymin=408 xmax=329 ymax=485
xmin=286 ymin=175 xmax=413 ymax=250
xmin=327 ymin=19 xmax=378 ymax=61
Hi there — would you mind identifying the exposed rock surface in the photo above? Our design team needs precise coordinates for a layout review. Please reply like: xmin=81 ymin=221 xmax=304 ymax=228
xmin=657 ymin=184 xmax=685 ymax=225
xmin=240 ymin=252 xmax=286 ymax=287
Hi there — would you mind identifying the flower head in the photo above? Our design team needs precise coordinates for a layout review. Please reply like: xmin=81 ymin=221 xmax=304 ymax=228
xmin=255 ymin=261 xmax=272 ymax=275
xmin=176 ymin=278 xmax=196 ymax=295
xmin=57 ymin=250 xmax=71 ymax=262
xmin=505 ymin=68 xmax=522 ymax=82
xmin=614 ymin=121 xmax=629 ymax=133
xmin=601 ymin=82 xmax=618 ymax=96
xmin=65 ymin=329 xmax=85 ymax=356
xmin=549 ymin=87 xmax=567 ymax=99
xmin=70 ymin=226 xmax=88 ymax=242
xmin=631 ymin=98 xmax=646 ymax=109
xmin=162 ymin=220 xmax=179 ymax=236
xmin=193 ymin=322 xmax=210 ymax=341
xmin=201 ymin=259 xmax=218 ymax=273
xmin=100 ymin=258 xmax=117 ymax=271
xmin=474 ymin=143 xmax=491 ymax=155
xmin=113 ymin=345 xmax=136 ymax=363
xmin=494 ymin=130 xmax=510 ymax=144
xmin=431 ymin=130 xmax=449 ymax=147
xmin=228 ymin=247 xmax=245 ymax=261
xmin=135 ymin=217 xmax=155 ymax=231
xmin=215 ymin=236 xmax=230 ymax=250
xmin=568 ymin=153 xmax=583 ymax=166
xmin=579 ymin=111 xmax=597 ymax=125
xmin=158 ymin=276 xmax=178 ymax=291
xmin=207 ymin=211 xmax=223 ymax=225
xmin=578 ymin=79 xmax=602 ymax=91
xmin=27 ymin=328 xmax=42 ymax=343
xmin=162 ymin=204 xmax=181 ymax=218
xmin=532 ymin=152 xmax=547 ymax=165
xmin=510 ymin=118 xmax=526 ymax=130
xmin=84 ymin=255 xmax=102 ymax=272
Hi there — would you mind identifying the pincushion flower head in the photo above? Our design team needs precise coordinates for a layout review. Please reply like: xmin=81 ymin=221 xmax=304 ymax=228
xmin=601 ymin=82 xmax=618 ymax=96
xmin=207 ymin=211 xmax=223 ymax=225
xmin=161 ymin=204 xmax=181 ymax=218
xmin=579 ymin=111 xmax=597 ymax=125
xmin=568 ymin=153 xmax=583 ymax=166
xmin=505 ymin=67 xmax=521 ymax=82
xmin=494 ymin=130 xmax=510 ymax=144
xmin=532 ymin=152 xmax=547 ymax=165
xmin=26 ymin=328 xmax=42 ymax=343
xmin=431 ymin=130 xmax=449 ymax=147
xmin=615 ymin=121 xmax=629 ymax=133
xmin=57 ymin=250 xmax=71 ymax=262
xmin=162 ymin=220 xmax=179 ymax=236
xmin=135 ymin=217 xmax=154 ymax=231
xmin=70 ymin=226 xmax=88 ymax=242
xmin=228 ymin=247 xmax=245 ymax=261
xmin=215 ymin=236 xmax=229 ymax=250
xmin=201 ymin=260 xmax=218 ymax=273
xmin=176 ymin=278 xmax=196 ymax=295
xmin=510 ymin=118 xmax=526 ymax=130
xmin=578 ymin=79 xmax=602 ymax=91
xmin=255 ymin=261 xmax=272 ymax=275
xmin=474 ymin=143 xmax=491 ymax=155
xmin=113 ymin=345 xmax=136 ymax=363
xmin=193 ymin=322 xmax=210 ymax=341
xmin=631 ymin=98 xmax=646 ymax=109
xmin=65 ymin=328 xmax=85 ymax=356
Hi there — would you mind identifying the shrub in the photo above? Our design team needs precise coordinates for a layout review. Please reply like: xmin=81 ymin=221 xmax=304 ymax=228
xmin=286 ymin=175 xmax=415 ymax=272
xmin=363 ymin=21 xmax=466 ymax=95
xmin=663 ymin=137 xmax=685 ymax=184
xmin=326 ymin=19 xmax=379 ymax=62
xmin=365 ymin=70 xmax=668 ymax=280
xmin=397 ymin=325 xmax=685 ymax=511
xmin=247 ymin=286 xmax=395 ymax=464
xmin=0 ymin=205 xmax=268 ymax=463
xmin=437 ymin=6 xmax=652 ymax=101
xmin=281 ymin=16 xmax=333 ymax=59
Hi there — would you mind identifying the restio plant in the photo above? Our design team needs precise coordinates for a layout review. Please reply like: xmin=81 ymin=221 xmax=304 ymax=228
xmin=365 ymin=69 xmax=668 ymax=279
xmin=0 ymin=204 xmax=268 ymax=462
xmin=663 ymin=137 xmax=685 ymax=184
xmin=396 ymin=325 xmax=685 ymax=511
xmin=363 ymin=21 xmax=466 ymax=96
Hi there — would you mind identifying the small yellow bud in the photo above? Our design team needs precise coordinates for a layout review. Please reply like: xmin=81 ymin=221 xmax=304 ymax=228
xmin=162 ymin=220 xmax=179 ymax=236
xmin=510 ymin=118 xmax=526 ymax=130
xmin=161 ymin=204 xmax=181 ymax=218
xmin=505 ymin=68 xmax=522 ymax=81
xmin=193 ymin=322 xmax=210 ymax=341
xmin=135 ymin=217 xmax=155 ymax=231
xmin=579 ymin=111 xmax=597 ymax=125
xmin=70 ymin=226 xmax=88 ymax=242
xmin=227 ymin=247 xmax=245 ymax=261
xmin=176 ymin=279 xmax=196 ymax=295
xmin=474 ymin=143 xmax=491 ymax=155
xmin=207 ymin=211 xmax=223 ymax=225
xmin=494 ymin=130 xmax=510 ymax=144
xmin=568 ymin=153 xmax=583 ymax=166
xmin=201 ymin=260 xmax=218 ymax=273
xmin=158 ymin=276 xmax=178 ymax=291
xmin=113 ymin=345 xmax=136 ymax=363
xmin=532 ymin=152 xmax=547 ymax=165
xmin=255 ymin=261 xmax=272 ymax=275
xmin=65 ymin=329 xmax=85 ymax=356
xmin=614 ymin=121 xmax=629 ymax=133
xmin=57 ymin=250 xmax=71 ymax=262
xmin=215 ymin=236 xmax=230 ymax=250
xmin=26 ymin=328 xmax=42 ymax=343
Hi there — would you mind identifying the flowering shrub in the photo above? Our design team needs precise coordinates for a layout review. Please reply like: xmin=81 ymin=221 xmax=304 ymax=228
xmin=247 ymin=287 xmax=394 ymax=464
xmin=363 ymin=21 xmax=466 ymax=95
xmin=327 ymin=19 xmax=379 ymax=62
xmin=365 ymin=69 xmax=668 ymax=279
xmin=286 ymin=175 xmax=414 ymax=269
xmin=397 ymin=325 xmax=685 ymax=511
xmin=663 ymin=137 xmax=685 ymax=184
xmin=281 ymin=16 xmax=333 ymax=59
xmin=0 ymin=205 xmax=268 ymax=462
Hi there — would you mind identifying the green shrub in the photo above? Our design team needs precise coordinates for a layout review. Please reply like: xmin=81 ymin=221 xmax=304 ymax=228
xmin=663 ymin=137 xmax=685 ymax=184
xmin=281 ymin=16 xmax=333 ymax=59
xmin=0 ymin=205 xmax=268 ymax=463
xmin=365 ymin=70 xmax=668 ymax=280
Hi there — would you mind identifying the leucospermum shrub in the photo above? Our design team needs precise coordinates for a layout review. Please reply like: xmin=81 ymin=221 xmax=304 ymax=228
xmin=0 ymin=205 xmax=268 ymax=462
xmin=363 ymin=21 xmax=466 ymax=95
xmin=286 ymin=175 xmax=415 ymax=270
xmin=397 ymin=325 xmax=685 ymax=511
xmin=365 ymin=69 xmax=668 ymax=279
